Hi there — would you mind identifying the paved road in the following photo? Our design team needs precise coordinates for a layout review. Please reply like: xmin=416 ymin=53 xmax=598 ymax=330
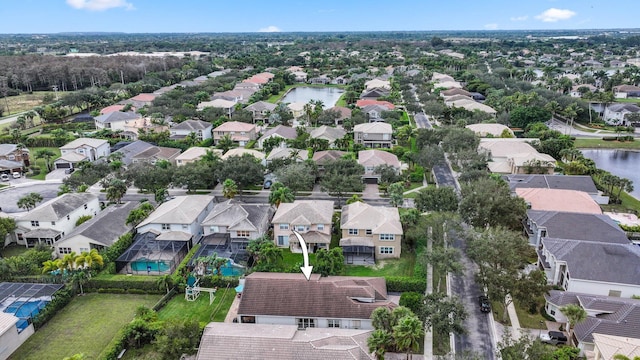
xmin=0 ymin=183 xmax=61 ymax=213
xmin=414 ymin=112 xmax=432 ymax=129
xmin=432 ymin=164 xmax=457 ymax=188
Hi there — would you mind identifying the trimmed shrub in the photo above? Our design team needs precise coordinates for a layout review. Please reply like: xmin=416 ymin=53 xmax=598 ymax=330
xmin=199 ymin=276 xmax=240 ymax=289
xmin=87 ymin=278 xmax=162 ymax=294
xmin=32 ymin=286 xmax=74 ymax=330
xmin=399 ymin=292 xmax=423 ymax=314
xmin=385 ymin=276 xmax=427 ymax=293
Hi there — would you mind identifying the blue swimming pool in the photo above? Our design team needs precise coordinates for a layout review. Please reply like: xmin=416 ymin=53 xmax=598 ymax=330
xmin=4 ymin=300 xmax=48 ymax=332
xmin=130 ymin=258 xmax=171 ymax=273
xmin=213 ymin=260 xmax=245 ymax=277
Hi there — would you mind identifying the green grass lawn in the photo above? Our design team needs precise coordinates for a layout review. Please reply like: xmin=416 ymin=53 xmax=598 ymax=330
xmin=27 ymin=147 xmax=61 ymax=180
xmin=433 ymin=332 xmax=450 ymax=355
xmin=574 ymin=138 xmax=640 ymax=149
xmin=615 ymin=98 xmax=640 ymax=104
xmin=158 ymin=286 xmax=236 ymax=325
xmin=9 ymin=293 xmax=160 ymax=360
xmin=342 ymin=253 xmax=417 ymax=277
xmin=601 ymin=191 xmax=640 ymax=214
xmin=0 ymin=244 xmax=29 ymax=258
xmin=514 ymin=301 xmax=547 ymax=329
xmin=280 ymin=248 xmax=317 ymax=269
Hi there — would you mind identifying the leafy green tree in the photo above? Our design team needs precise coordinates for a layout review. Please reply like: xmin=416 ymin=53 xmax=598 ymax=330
xmin=156 ymin=274 xmax=175 ymax=294
xmin=415 ymin=186 xmax=458 ymax=213
xmin=124 ymin=162 xmax=173 ymax=195
xmin=509 ymin=106 xmax=552 ymax=129
xmin=421 ymin=247 xmax=463 ymax=293
xmin=459 ymin=178 xmax=527 ymax=230
xmin=216 ymin=134 xmax=235 ymax=154
xmin=375 ymin=164 xmax=401 ymax=184
xmin=17 ymin=192 xmax=43 ymax=212
xmin=105 ymin=178 xmax=128 ymax=204
xmin=415 ymin=145 xmax=445 ymax=172
xmin=320 ymin=158 xmax=365 ymax=207
xmin=71 ymin=270 xmax=89 ymax=295
xmin=247 ymin=236 xmax=283 ymax=271
xmin=388 ymin=182 xmax=405 ymax=207
xmin=154 ymin=319 xmax=201 ymax=359
xmin=222 ymin=179 xmax=238 ymax=199
xmin=314 ymin=248 xmax=344 ymax=276
xmin=268 ymin=182 xmax=295 ymax=208
xmin=216 ymin=154 xmax=265 ymax=199
xmin=346 ymin=194 xmax=363 ymax=204
xmin=172 ymin=161 xmax=216 ymax=192
xmin=35 ymin=149 xmax=57 ymax=172
xmin=368 ymin=329 xmax=393 ymax=360
xmin=126 ymin=203 xmax=155 ymax=226
xmin=274 ymin=162 xmax=316 ymax=194
xmin=0 ymin=217 xmax=16 ymax=244
xmin=420 ymin=293 xmax=467 ymax=339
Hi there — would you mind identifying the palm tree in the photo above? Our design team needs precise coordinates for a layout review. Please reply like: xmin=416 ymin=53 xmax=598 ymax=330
xmin=560 ymin=304 xmax=587 ymax=345
xmin=75 ymin=249 xmax=104 ymax=269
xmin=261 ymin=242 xmax=283 ymax=266
xmin=212 ymin=256 xmax=228 ymax=277
xmin=106 ymin=179 xmax=128 ymax=204
xmin=216 ymin=134 xmax=234 ymax=154
xmin=156 ymin=274 xmax=175 ymax=294
xmin=42 ymin=259 xmax=63 ymax=274
xmin=562 ymin=103 xmax=582 ymax=135
xmin=35 ymin=149 xmax=57 ymax=172
xmin=346 ymin=194 xmax=363 ymax=204
xmin=62 ymin=252 xmax=78 ymax=271
xmin=367 ymin=329 xmax=393 ymax=360
xmin=393 ymin=315 xmax=424 ymax=360
xmin=544 ymin=100 xmax=562 ymax=120
xmin=222 ymin=178 xmax=238 ymax=199
xmin=17 ymin=192 xmax=43 ymax=211
xmin=268 ymin=182 xmax=294 ymax=208
xmin=71 ymin=271 xmax=89 ymax=295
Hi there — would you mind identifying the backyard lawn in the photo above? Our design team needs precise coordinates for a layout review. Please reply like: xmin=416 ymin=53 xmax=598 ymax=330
xmin=9 ymin=293 xmax=160 ymax=360
xmin=342 ymin=253 xmax=418 ymax=278
xmin=0 ymin=244 xmax=29 ymax=258
xmin=27 ymin=147 xmax=61 ymax=180
xmin=158 ymin=286 xmax=236 ymax=324
xmin=574 ymin=138 xmax=640 ymax=149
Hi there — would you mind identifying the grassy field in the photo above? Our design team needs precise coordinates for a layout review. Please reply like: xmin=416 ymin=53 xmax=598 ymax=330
xmin=601 ymin=191 xmax=640 ymax=214
xmin=158 ymin=286 xmax=236 ymax=324
xmin=342 ymin=253 xmax=417 ymax=277
xmin=514 ymin=301 xmax=548 ymax=329
xmin=615 ymin=98 xmax=640 ymax=104
xmin=0 ymin=244 xmax=29 ymax=258
xmin=9 ymin=293 xmax=160 ymax=360
xmin=0 ymin=92 xmax=53 ymax=117
xmin=574 ymin=138 xmax=640 ymax=149
xmin=27 ymin=147 xmax=61 ymax=180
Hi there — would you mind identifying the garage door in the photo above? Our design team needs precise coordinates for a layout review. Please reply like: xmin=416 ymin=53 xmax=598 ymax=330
xmin=55 ymin=162 xmax=71 ymax=169
xmin=363 ymin=177 xmax=379 ymax=184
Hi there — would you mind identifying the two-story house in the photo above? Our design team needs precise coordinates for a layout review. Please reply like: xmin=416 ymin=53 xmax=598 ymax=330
xmin=503 ymin=174 xmax=609 ymax=205
xmin=212 ymin=121 xmax=257 ymax=147
xmin=257 ymin=125 xmax=297 ymax=149
xmin=358 ymin=149 xmax=401 ymax=184
xmin=237 ymin=272 xmax=396 ymax=330
xmin=114 ymin=140 xmax=182 ymax=166
xmin=94 ymin=111 xmax=141 ymax=131
xmin=353 ymin=122 xmax=393 ymax=149
xmin=54 ymin=138 xmax=111 ymax=170
xmin=136 ymin=195 xmax=215 ymax=240
xmin=175 ymin=147 xmax=221 ymax=166
xmin=0 ymin=144 xmax=30 ymax=166
xmin=271 ymin=200 xmax=334 ymax=253
xmin=245 ymin=101 xmax=277 ymax=122
xmin=309 ymin=126 xmax=346 ymax=147
xmin=340 ymin=202 xmax=403 ymax=264
xmin=169 ymin=119 xmax=212 ymax=141
xmin=14 ymin=193 xmax=100 ymax=248
xmin=201 ymin=200 xmax=274 ymax=253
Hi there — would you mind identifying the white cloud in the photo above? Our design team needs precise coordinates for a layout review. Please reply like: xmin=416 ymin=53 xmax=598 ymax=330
xmin=535 ymin=8 xmax=576 ymax=22
xmin=510 ymin=15 xmax=528 ymax=22
xmin=66 ymin=0 xmax=134 ymax=11
xmin=484 ymin=23 xmax=498 ymax=30
xmin=258 ymin=25 xmax=281 ymax=33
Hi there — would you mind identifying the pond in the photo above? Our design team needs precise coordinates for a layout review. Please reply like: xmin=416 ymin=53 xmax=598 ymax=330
xmin=279 ymin=87 xmax=344 ymax=109
xmin=581 ymin=149 xmax=640 ymax=199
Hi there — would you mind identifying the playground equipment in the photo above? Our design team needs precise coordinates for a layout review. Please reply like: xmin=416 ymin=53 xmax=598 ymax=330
xmin=185 ymin=274 xmax=217 ymax=304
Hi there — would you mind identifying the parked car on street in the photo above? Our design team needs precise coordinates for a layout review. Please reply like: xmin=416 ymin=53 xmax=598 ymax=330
xmin=0 ymin=174 xmax=9 ymax=181
xmin=478 ymin=295 xmax=491 ymax=313
xmin=540 ymin=331 xmax=568 ymax=345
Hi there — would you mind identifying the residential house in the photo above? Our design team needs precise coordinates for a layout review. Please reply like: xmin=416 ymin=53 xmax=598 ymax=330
xmin=122 ymin=93 xmax=156 ymax=109
xmin=355 ymin=99 xmax=395 ymax=110
xmin=478 ymin=138 xmax=556 ymax=174
xmin=114 ymin=140 xmax=181 ymax=166
xmin=340 ymin=202 xmax=403 ymax=264
xmin=121 ymin=117 xmax=168 ymax=141
xmin=538 ymin=238 xmax=640 ymax=297
xmin=432 ymin=72 xmax=455 ymax=82
xmin=358 ymin=149 xmax=401 ymax=183
xmin=326 ymin=106 xmax=352 ymax=125
xmin=613 ymin=85 xmax=640 ymax=99
xmin=99 ymin=104 xmax=126 ymax=115
xmin=364 ymin=79 xmax=391 ymax=90
xmin=237 ymin=272 xmax=396 ymax=330
xmin=503 ymin=174 xmax=609 ymax=204
xmin=197 ymin=99 xmax=236 ymax=117
xmin=271 ymin=200 xmax=334 ymax=253
xmin=175 ymin=147 xmax=221 ymax=166
xmin=312 ymin=150 xmax=347 ymax=174
xmin=570 ymin=84 xmax=597 ymax=98
xmin=446 ymin=98 xmax=497 ymax=115
xmin=245 ymin=101 xmax=277 ymax=122
xmin=14 ymin=193 xmax=100 ymax=248
xmin=582 ymin=60 xmax=604 ymax=68
xmin=332 ymin=75 xmax=350 ymax=85
xmin=309 ymin=126 xmax=346 ymax=147
xmin=0 ymin=312 xmax=33 ymax=360
xmin=524 ymin=210 xmax=629 ymax=247
xmin=603 ymin=103 xmax=640 ymax=126
xmin=212 ymin=121 xmax=257 ymax=147
xmin=0 ymin=160 xmax=23 ymax=177
xmin=361 ymin=104 xmax=389 ymax=122
xmin=221 ymin=148 xmax=266 ymax=164
xmin=201 ymin=200 xmax=274 ymax=253
xmin=196 ymin=323 xmax=373 ymax=360
xmin=94 ymin=111 xmax=141 ymax=131
xmin=53 ymin=201 xmax=136 ymax=257
xmin=257 ymin=125 xmax=297 ymax=149
xmin=169 ymin=119 xmax=212 ymax=141
xmin=211 ymin=90 xmax=247 ymax=104
xmin=266 ymin=148 xmax=308 ymax=165
xmin=466 ymin=123 xmax=513 ymax=137
xmin=309 ymin=75 xmax=331 ymax=85
xmin=353 ymin=122 xmax=393 ymax=149
xmin=287 ymin=102 xmax=306 ymax=118
xmin=515 ymin=188 xmax=602 ymax=214
xmin=55 ymin=138 xmax=110 ymax=170
xmin=545 ymin=291 xmax=640 ymax=355
xmin=0 ymin=144 xmax=30 ymax=167
xmin=441 ymin=88 xmax=472 ymax=98
xmin=360 ymin=87 xmax=390 ymax=100
xmin=292 ymin=71 xmax=308 ymax=83
xmin=609 ymin=60 xmax=627 ymax=68
xmin=136 ymin=195 xmax=215 ymax=239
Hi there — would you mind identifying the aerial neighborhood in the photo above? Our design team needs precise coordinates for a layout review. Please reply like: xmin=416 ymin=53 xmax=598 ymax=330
xmin=1 ymin=23 xmax=640 ymax=360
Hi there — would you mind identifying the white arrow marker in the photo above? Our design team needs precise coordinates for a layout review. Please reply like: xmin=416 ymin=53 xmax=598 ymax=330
xmin=292 ymin=230 xmax=313 ymax=280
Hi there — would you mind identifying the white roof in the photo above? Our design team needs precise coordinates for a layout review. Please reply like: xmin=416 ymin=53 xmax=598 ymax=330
xmin=267 ymin=148 xmax=308 ymax=161
xmin=466 ymin=123 xmax=513 ymax=137
xmin=272 ymin=200 xmax=334 ymax=225
xmin=221 ymin=148 xmax=265 ymax=160
xmin=0 ymin=312 xmax=19 ymax=336
xmin=358 ymin=149 xmax=401 ymax=168
xmin=137 ymin=195 xmax=214 ymax=227
xmin=198 ymin=98 xmax=236 ymax=110
xmin=365 ymin=79 xmax=391 ymax=90
xmin=341 ymin=202 xmax=403 ymax=235
xmin=593 ymin=333 xmax=640 ymax=360
xmin=175 ymin=147 xmax=220 ymax=162
xmin=448 ymin=99 xmax=496 ymax=114
xmin=287 ymin=102 xmax=306 ymax=112
xmin=60 ymin=137 xmax=108 ymax=150
xmin=354 ymin=122 xmax=392 ymax=134
xmin=213 ymin=121 xmax=256 ymax=132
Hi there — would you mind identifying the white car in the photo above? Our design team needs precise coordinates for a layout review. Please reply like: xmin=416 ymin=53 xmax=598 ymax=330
xmin=0 ymin=174 xmax=9 ymax=181
xmin=12 ymin=172 xmax=21 ymax=179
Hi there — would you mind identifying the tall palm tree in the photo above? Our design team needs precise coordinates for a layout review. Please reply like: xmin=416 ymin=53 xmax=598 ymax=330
xmin=42 ymin=259 xmax=63 ymax=274
xmin=268 ymin=183 xmax=294 ymax=208
xmin=17 ymin=192 xmax=43 ymax=212
xmin=217 ymin=134 xmax=234 ymax=154
xmin=156 ymin=274 xmax=175 ymax=294
xmin=562 ymin=103 xmax=582 ymax=135
xmin=62 ymin=252 xmax=78 ymax=271
xmin=71 ymin=271 xmax=89 ymax=295
xmin=367 ymin=329 xmax=393 ymax=360
xmin=393 ymin=315 xmax=424 ymax=360
xmin=222 ymin=179 xmax=238 ymax=199
xmin=560 ymin=304 xmax=587 ymax=345
xmin=75 ymin=249 xmax=104 ymax=269
xmin=35 ymin=149 xmax=57 ymax=172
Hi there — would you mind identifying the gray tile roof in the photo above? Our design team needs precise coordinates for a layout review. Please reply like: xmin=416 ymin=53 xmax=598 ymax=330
xmin=114 ymin=140 xmax=155 ymax=165
xmin=0 ymin=144 xmax=19 ymax=156
xmin=137 ymin=195 xmax=214 ymax=227
xmin=528 ymin=210 xmax=629 ymax=244
xmin=171 ymin=119 xmax=211 ymax=131
xmin=202 ymin=200 xmax=273 ymax=232
xmin=19 ymin=193 xmax=97 ymax=222
xmin=259 ymin=125 xmax=298 ymax=140
xmin=503 ymin=174 xmax=598 ymax=194
xmin=238 ymin=272 xmax=395 ymax=320
xmin=309 ymin=126 xmax=346 ymax=143
xmin=56 ymin=202 xmax=137 ymax=247
xmin=94 ymin=111 xmax=140 ymax=124
xmin=272 ymin=200 xmax=334 ymax=226
xmin=245 ymin=101 xmax=277 ymax=113
xmin=543 ymin=238 xmax=640 ymax=285
xmin=196 ymin=323 xmax=373 ymax=360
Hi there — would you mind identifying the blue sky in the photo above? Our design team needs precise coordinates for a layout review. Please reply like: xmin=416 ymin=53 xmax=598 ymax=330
xmin=1 ymin=0 xmax=639 ymax=33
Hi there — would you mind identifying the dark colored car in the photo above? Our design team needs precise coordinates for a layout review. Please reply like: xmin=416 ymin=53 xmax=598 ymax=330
xmin=479 ymin=295 xmax=491 ymax=313
xmin=540 ymin=331 xmax=568 ymax=345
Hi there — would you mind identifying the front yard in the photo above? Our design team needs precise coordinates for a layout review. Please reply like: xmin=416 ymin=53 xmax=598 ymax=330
xmin=9 ymin=293 xmax=160 ymax=360
xmin=27 ymin=147 xmax=61 ymax=180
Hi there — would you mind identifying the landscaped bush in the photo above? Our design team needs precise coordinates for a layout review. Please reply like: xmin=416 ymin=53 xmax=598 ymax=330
xmin=602 ymin=136 xmax=617 ymax=141
xmin=101 ymin=233 xmax=134 ymax=264
xmin=409 ymin=166 xmax=425 ymax=183
xmin=75 ymin=215 xmax=92 ymax=226
xmin=385 ymin=276 xmax=427 ymax=293
xmin=87 ymin=278 xmax=163 ymax=294
xmin=199 ymin=276 xmax=240 ymax=289
xmin=32 ymin=286 xmax=74 ymax=330
xmin=172 ymin=244 xmax=201 ymax=286
xmin=399 ymin=291 xmax=423 ymax=314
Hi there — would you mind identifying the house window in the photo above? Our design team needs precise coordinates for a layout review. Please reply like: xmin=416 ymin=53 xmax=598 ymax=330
xmin=277 ymin=235 xmax=289 ymax=246
xmin=161 ymin=224 xmax=171 ymax=230
xmin=550 ymin=309 xmax=556 ymax=316
xmin=182 ymin=224 xmax=188 ymax=229
xmin=380 ymin=234 xmax=395 ymax=241
xmin=51 ymin=221 xmax=56 ymax=226
xmin=31 ymin=221 xmax=39 ymax=227
xmin=58 ymin=247 xmax=72 ymax=254
xmin=237 ymin=230 xmax=250 ymax=237
xmin=348 ymin=229 xmax=358 ymax=235
xmin=327 ymin=319 xmax=341 ymax=328
xmin=279 ymin=224 xmax=289 ymax=230
xmin=84 ymin=204 xmax=88 ymax=210
xmin=210 ymin=226 xmax=219 ymax=232
xmin=80 ymin=247 xmax=89 ymax=252
xmin=366 ymin=229 xmax=372 ymax=235
xmin=317 ymin=224 xmax=324 ymax=231
xmin=540 ymin=230 xmax=547 ymax=237
xmin=296 ymin=225 xmax=307 ymax=232
xmin=379 ymin=246 xmax=394 ymax=254
xmin=240 ymin=316 xmax=256 ymax=323
xmin=352 ymin=320 xmax=361 ymax=329
xmin=297 ymin=318 xmax=316 ymax=329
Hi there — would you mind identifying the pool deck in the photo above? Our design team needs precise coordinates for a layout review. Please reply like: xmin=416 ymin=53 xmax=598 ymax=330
xmin=224 ymin=294 xmax=241 ymax=323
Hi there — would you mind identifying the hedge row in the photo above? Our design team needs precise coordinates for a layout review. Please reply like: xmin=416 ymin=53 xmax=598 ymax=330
xmin=198 ymin=276 xmax=240 ymax=289
xmin=602 ymin=135 xmax=635 ymax=142
xmin=385 ymin=276 xmax=427 ymax=293
xmin=86 ymin=278 xmax=163 ymax=294
xmin=32 ymin=286 xmax=74 ymax=330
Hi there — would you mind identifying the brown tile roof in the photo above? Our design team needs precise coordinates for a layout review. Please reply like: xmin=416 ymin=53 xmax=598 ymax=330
xmin=130 ymin=93 xmax=156 ymax=102
xmin=355 ymin=99 xmax=395 ymax=110
xmin=515 ymin=188 xmax=602 ymax=214
xmin=238 ymin=273 xmax=396 ymax=320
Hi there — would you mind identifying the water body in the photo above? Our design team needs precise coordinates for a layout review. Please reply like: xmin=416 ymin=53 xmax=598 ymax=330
xmin=280 ymin=87 xmax=344 ymax=109
xmin=581 ymin=149 xmax=640 ymax=199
